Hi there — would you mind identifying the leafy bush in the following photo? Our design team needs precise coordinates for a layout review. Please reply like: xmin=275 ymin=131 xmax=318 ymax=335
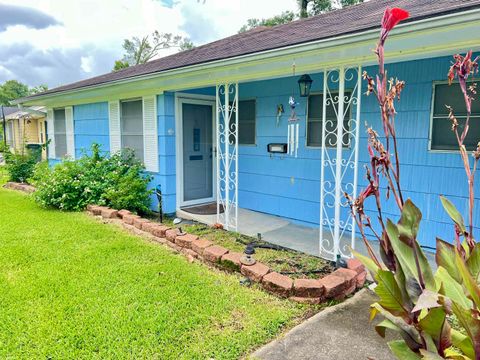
xmin=347 ymin=7 xmax=480 ymax=359
xmin=4 ymin=152 xmax=39 ymax=183
xmin=32 ymin=144 xmax=152 ymax=213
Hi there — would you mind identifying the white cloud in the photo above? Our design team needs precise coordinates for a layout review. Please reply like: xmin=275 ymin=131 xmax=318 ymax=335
xmin=0 ymin=0 xmax=298 ymax=87
xmin=80 ymin=56 xmax=93 ymax=73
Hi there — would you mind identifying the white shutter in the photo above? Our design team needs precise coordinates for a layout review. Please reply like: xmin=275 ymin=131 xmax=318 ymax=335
xmin=65 ymin=106 xmax=75 ymax=159
xmin=142 ymin=95 xmax=159 ymax=172
xmin=109 ymin=100 xmax=121 ymax=154
xmin=46 ymin=108 xmax=55 ymax=159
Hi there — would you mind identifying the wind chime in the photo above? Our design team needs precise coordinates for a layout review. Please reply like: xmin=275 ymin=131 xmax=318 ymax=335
xmin=288 ymin=62 xmax=300 ymax=158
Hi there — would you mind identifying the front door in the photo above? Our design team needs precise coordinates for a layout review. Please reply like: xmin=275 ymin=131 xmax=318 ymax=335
xmin=182 ymin=102 xmax=214 ymax=205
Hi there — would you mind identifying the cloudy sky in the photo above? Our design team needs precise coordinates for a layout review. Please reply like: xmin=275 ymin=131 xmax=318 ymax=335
xmin=0 ymin=0 xmax=297 ymax=89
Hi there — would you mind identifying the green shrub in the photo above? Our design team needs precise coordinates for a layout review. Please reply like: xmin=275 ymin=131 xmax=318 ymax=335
xmin=32 ymin=144 xmax=152 ymax=213
xmin=4 ymin=152 xmax=39 ymax=183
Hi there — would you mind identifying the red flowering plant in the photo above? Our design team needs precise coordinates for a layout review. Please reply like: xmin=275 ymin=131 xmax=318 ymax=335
xmin=346 ymin=6 xmax=480 ymax=359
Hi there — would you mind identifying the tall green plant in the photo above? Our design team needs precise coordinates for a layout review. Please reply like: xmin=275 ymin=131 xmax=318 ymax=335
xmin=347 ymin=6 xmax=480 ymax=359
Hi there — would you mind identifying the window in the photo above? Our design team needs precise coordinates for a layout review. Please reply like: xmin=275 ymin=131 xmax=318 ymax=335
xmin=307 ymin=92 xmax=351 ymax=147
xmin=120 ymin=99 xmax=144 ymax=162
xmin=431 ymin=82 xmax=480 ymax=151
xmin=237 ymin=100 xmax=256 ymax=145
xmin=54 ymin=108 xmax=67 ymax=158
xmin=6 ymin=121 xmax=14 ymax=147
xmin=227 ymin=100 xmax=256 ymax=145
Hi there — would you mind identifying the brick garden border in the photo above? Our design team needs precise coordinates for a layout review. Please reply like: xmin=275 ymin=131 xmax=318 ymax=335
xmin=87 ymin=204 xmax=368 ymax=304
xmin=3 ymin=182 xmax=35 ymax=194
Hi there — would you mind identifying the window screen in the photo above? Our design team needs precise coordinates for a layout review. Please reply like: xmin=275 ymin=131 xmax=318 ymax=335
xmin=238 ymin=100 xmax=256 ymax=145
xmin=54 ymin=108 xmax=67 ymax=158
xmin=431 ymin=82 xmax=480 ymax=151
xmin=307 ymin=92 xmax=351 ymax=147
xmin=121 ymin=99 xmax=144 ymax=162
xmin=228 ymin=100 xmax=256 ymax=145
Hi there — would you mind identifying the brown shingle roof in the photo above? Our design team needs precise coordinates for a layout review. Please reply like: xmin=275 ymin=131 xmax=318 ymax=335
xmin=25 ymin=0 xmax=480 ymax=99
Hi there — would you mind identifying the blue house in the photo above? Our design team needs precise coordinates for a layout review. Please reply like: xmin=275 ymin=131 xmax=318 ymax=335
xmin=16 ymin=0 xmax=480 ymax=259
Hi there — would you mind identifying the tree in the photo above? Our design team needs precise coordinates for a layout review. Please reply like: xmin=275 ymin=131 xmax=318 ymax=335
xmin=29 ymin=84 xmax=48 ymax=95
xmin=239 ymin=11 xmax=296 ymax=33
xmin=298 ymin=0 xmax=363 ymax=17
xmin=113 ymin=60 xmax=130 ymax=72
xmin=238 ymin=0 xmax=363 ymax=32
xmin=112 ymin=31 xmax=194 ymax=71
xmin=0 ymin=80 xmax=29 ymax=105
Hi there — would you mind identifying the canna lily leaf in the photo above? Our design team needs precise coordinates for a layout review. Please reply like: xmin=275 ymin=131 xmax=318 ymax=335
xmin=450 ymin=301 xmax=480 ymax=359
xmin=451 ymin=328 xmax=475 ymax=359
xmin=467 ymin=242 xmax=480 ymax=282
xmin=435 ymin=267 xmax=472 ymax=310
xmin=436 ymin=238 xmax=462 ymax=283
xmin=371 ymin=303 xmax=423 ymax=349
xmin=386 ymin=220 xmax=435 ymax=297
xmin=375 ymin=319 xmax=399 ymax=338
xmin=412 ymin=290 xmax=441 ymax=313
xmin=455 ymin=247 xmax=480 ymax=308
xmin=375 ymin=270 xmax=410 ymax=317
xmin=443 ymin=348 xmax=471 ymax=360
xmin=418 ymin=349 xmax=445 ymax=359
xmin=418 ymin=307 xmax=451 ymax=352
xmin=440 ymin=196 xmax=466 ymax=234
xmin=388 ymin=340 xmax=422 ymax=359
xmin=397 ymin=199 xmax=422 ymax=245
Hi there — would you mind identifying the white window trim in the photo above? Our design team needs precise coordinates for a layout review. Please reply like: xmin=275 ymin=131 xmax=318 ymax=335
xmin=109 ymin=100 xmax=121 ymax=154
xmin=142 ymin=95 xmax=159 ymax=172
xmin=46 ymin=108 xmax=55 ymax=159
xmin=65 ymin=106 xmax=75 ymax=159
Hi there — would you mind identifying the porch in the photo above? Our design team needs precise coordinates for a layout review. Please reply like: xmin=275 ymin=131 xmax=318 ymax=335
xmin=172 ymin=66 xmax=363 ymax=262
xmin=176 ymin=205 xmax=435 ymax=266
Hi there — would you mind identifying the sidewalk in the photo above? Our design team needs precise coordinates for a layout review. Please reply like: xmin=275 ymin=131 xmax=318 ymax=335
xmin=252 ymin=289 xmax=397 ymax=360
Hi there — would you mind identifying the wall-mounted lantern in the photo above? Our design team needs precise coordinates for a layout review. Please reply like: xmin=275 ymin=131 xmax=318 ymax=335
xmin=298 ymin=74 xmax=313 ymax=97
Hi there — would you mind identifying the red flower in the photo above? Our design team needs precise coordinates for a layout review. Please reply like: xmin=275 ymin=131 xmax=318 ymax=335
xmin=382 ymin=7 xmax=410 ymax=32
xmin=380 ymin=7 xmax=409 ymax=42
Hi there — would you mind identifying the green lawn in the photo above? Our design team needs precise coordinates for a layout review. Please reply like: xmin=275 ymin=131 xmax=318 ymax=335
xmin=0 ymin=184 xmax=309 ymax=359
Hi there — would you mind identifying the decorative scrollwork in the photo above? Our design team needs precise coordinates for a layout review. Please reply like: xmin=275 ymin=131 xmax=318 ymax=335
xmin=320 ymin=66 xmax=362 ymax=261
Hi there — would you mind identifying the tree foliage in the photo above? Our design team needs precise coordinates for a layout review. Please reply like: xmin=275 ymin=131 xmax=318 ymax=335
xmin=0 ymin=80 xmax=29 ymax=105
xmin=239 ymin=11 xmax=296 ymax=33
xmin=112 ymin=31 xmax=194 ymax=71
xmin=0 ymin=80 xmax=48 ymax=105
xmin=238 ymin=0 xmax=363 ymax=32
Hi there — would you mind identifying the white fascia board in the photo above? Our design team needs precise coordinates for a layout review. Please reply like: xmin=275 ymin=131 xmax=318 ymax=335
xmin=17 ymin=8 xmax=480 ymax=107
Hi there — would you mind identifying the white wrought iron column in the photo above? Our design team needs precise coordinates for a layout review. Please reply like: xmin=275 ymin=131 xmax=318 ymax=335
xmin=319 ymin=66 xmax=362 ymax=261
xmin=350 ymin=66 xmax=362 ymax=252
xmin=332 ymin=66 xmax=346 ymax=259
xmin=216 ymin=82 xmax=239 ymax=231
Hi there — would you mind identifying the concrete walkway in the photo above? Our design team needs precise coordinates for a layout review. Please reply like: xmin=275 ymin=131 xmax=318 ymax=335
xmin=252 ymin=289 xmax=397 ymax=360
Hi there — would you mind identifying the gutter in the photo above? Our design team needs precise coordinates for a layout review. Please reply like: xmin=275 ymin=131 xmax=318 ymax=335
xmin=13 ymin=7 xmax=480 ymax=105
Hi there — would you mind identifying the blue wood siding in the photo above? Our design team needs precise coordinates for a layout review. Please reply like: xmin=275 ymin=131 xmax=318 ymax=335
xmin=154 ymin=92 xmax=176 ymax=214
xmin=48 ymin=54 xmax=479 ymax=248
xmin=73 ymin=102 xmax=110 ymax=157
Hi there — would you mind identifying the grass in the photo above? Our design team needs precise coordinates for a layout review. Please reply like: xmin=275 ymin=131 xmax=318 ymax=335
xmin=159 ymin=217 xmax=333 ymax=279
xmin=0 ymin=176 xmax=319 ymax=359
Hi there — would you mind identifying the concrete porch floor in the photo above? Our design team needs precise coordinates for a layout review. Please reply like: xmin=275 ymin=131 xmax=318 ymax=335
xmin=176 ymin=206 xmax=436 ymax=264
